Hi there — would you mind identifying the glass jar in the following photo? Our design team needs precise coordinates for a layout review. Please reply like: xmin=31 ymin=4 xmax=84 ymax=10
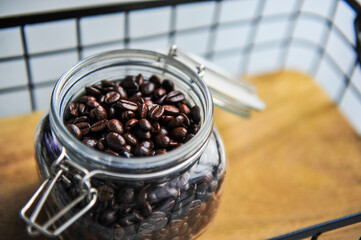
xmin=22 ymin=49 xmax=228 ymax=240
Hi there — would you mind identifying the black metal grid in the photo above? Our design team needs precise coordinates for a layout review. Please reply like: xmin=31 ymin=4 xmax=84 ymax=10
xmin=1 ymin=0 xmax=361 ymax=239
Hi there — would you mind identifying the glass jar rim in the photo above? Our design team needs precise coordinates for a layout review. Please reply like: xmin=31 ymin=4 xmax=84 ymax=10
xmin=49 ymin=49 xmax=214 ymax=177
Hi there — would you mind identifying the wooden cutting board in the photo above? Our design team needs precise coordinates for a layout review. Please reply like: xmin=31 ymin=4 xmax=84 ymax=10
xmin=1 ymin=71 xmax=361 ymax=240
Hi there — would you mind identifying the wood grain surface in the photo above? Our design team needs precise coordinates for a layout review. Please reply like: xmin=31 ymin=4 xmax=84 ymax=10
xmin=1 ymin=71 xmax=361 ymax=240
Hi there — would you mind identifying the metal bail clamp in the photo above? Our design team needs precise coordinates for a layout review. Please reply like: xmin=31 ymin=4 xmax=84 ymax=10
xmin=19 ymin=148 xmax=98 ymax=237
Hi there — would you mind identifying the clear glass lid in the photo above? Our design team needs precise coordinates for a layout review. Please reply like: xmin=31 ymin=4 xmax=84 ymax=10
xmin=165 ymin=45 xmax=265 ymax=117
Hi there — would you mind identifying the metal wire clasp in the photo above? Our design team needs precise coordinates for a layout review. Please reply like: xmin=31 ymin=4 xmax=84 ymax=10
xmin=19 ymin=148 xmax=98 ymax=237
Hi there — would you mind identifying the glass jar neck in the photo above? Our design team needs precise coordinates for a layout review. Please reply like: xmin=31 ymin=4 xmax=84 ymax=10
xmin=49 ymin=49 xmax=214 ymax=180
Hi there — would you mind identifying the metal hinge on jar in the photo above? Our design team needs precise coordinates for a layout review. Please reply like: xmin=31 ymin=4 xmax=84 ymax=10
xmin=19 ymin=148 xmax=98 ymax=237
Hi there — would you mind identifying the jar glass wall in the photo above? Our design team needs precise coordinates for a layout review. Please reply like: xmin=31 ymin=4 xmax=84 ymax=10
xmin=32 ymin=49 xmax=226 ymax=240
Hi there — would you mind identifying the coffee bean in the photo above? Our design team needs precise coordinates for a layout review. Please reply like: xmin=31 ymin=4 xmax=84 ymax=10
xmin=121 ymin=111 xmax=135 ymax=120
xmin=78 ymin=103 xmax=87 ymax=115
xmin=85 ymin=86 xmax=102 ymax=97
xmin=163 ymin=105 xmax=179 ymax=115
xmin=139 ymin=119 xmax=152 ymax=131
xmin=98 ymin=185 xmax=114 ymax=202
xmin=105 ymin=91 xmax=121 ymax=104
xmin=155 ymin=134 xmax=170 ymax=148
xmin=82 ymin=138 xmax=97 ymax=148
xmin=74 ymin=122 xmax=89 ymax=135
xmin=105 ymin=149 xmax=119 ymax=156
xmin=116 ymin=99 xmax=138 ymax=111
xmin=112 ymin=224 xmax=125 ymax=239
xmin=166 ymin=91 xmax=185 ymax=103
xmin=68 ymin=103 xmax=79 ymax=117
xmin=87 ymin=100 xmax=100 ymax=108
xmin=129 ymin=92 xmax=143 ymax=102
xmin=99 ymin=209 xmax=117 ymax=226
xmin=156 ymin=149 xmax=167 ymax=155
xmin=93 ymin=105 xmax=108 ymax=120
xmin=123 ymin=133 xmax=138 ymax=146
xmin=121 ymin=76 xmax=139 ymax=93
xmin=140 ymin=140 xmax=154 ymax=149
xmin=181 ymin=113 xmax=191 ymax=126
xmin=107 ymin=119 xmax=124 ymax=134
xmin=67 ymin=124 xmax=82 ymax=139
xmin=149 ymin=75 xmax=161 ymax=87
xmin=101 ymin=79 xmax=116 ymax=87
xmin=134 ymin=128 xmax=151 ymax=140
xmin=159 ymin=126 xmax=168 ymax=136
xmin=184 ymin=134 xmax=194 ymax=142
xmin=125 ymin=118 xmax=138 ymax=131
xmin=148 ymin=105 xmax=164 ymax=120
xmin=191 ymin=124 xmax=200 ymax=134
xmin=97 ymin=137 xmax=106 ymax=151
xmin=135 ymin=74 xmax=144 ymax=86
xmin=179 ymin=104 xmax=191 ymax=115
xmin=106 ymin=132 xmax=126 ymax=151
xmin=169 ymin=115 xmax=184 ymax=129
xmin=73 ymin=116 xmax=88 ymax=124
xmin=91 ymin=119 xmax=108 ymax=132
xmin=153 ymin=88 xmax=166 ymax=99
xmin=134 ymin=145 xmax=151 ymax=156
xmin=172 ymin=127 xmax=187 ymax=140
xmin=162 ymin=79 xmax=174 ymax=92
xmin=141 ymin=82 xmax=155 ymax=95
xmin=138 ymin=103 xmax=148 ymax=119
xmin=116 ymin=188 xmax=134 ymax=204
xmin=114 ymin=86 xmax=128 ymax=99
xmin=191 ymin=106 xmax=201 ymax=123
xmin=78 ymin=95 xmax=96 ymax=104
xmin=108 ymin=106 xmax=116 ymax=118
xmin=154 ymin=95 xmax=166 ymax=105
xmin=142 ymin=201 xmax=153 ymax=217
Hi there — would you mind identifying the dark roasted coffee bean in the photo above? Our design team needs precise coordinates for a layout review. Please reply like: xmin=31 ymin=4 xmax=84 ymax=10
xmin=144 ymin=99 xmax=153 ymax=106
xmin=75 ymin=122 xmax=90 ymax=135
xmin=148 ymin=186 xmax=179 ymax=204
xmin=121 ymin=76 xmax=139 ymax=93
xmin=156 ymin=198 xmax=175 ymax=212
xmin=155 ymin=134 xmax=170 ymax=148
xmin=181 ymin=113 xmax=191 ymax=126
xmin=68 ymin=103 xmax=78 ymax=117
xmin=135 ymin=74 xmax=144 ymax=86
xmin=156 ymin=149 xmax=167 ymax=155
xmin=105 ymin=91 xmax=121 ymax=104
xmin=106 ymin=132 xmax=126 ymax=151
xmin=123 ymin=144 xmax=132 ymax=152
xmin=142 ymin=201 xmax=153 ymax=217
xmin=73 ymin=116 xmax=88 ymax=124
xmin=98 ymin=185 xmax=114 ymax=202
xmin=184 ymin=134 xmax=194 ymax=142
xmin=99 ymin=95 xmax=106 ymax=104
xmin=134 ymin=145 xmax=151 ymax=156
xmin=91 ymin=119 xmax=108 ymax=132
xmin=138 ymin=103 xmax=148 ymax=119
xmin=125 ymin=118 xmax=138 ymax=131
xmin=78 ymin=95 xmax=96 ymax=104
xmin=159 ymin=126 xmax=168 ymax=136
xmin=116 ymin=99 xmax=138 ymax=111
xmin=67 ymin=124 xmax=82 ymax=139
xmin=169 ymin=140 xmax=178 ymax=148
xmin=166 ymin=91 xmax=184 ymax=103
xmin=163 ymin=105 xmax=179 ymax=115
xmin=101 ymin=79 xmax=116 ymax=87
xmin=134 ymin=128 xmax=151 ymax=140
xmin=105 ymin=149 xmax=119 ymax=156
xmin=82 ymin=138 xmax=97 ymax=148
xmin=140 ymin=82 xmax=155 ymax=95
xmin=179 ymin=104 xmax=191 ymax=115
xmin=78 ymin=103 xmax=87 ymax=115
xmin=148 ymin=105 xmax=164 ymax=120
xmin=154 ymin=95 xmax=166 ymax=105
xmin=139 ymin=119 xmax=152 ymax=131
xmin=103 ymin=86 xmax=115 ymax=93
xmin=161 ymin=115 xmax=174 ymax=124
xmin=169 ymin=115 xmax=184 ymax=128
xmin=87 ymin=100 xmax=100 ymax=108
xmin=140 ymin=140 xmax=154 ymax=150
xmin=123 ymin=132 xmax=138 ymax=146
xmin=114 ymin=86 xmax=127 ymax=99
xmin=121 ymin=110 xmax=135 ymax=120
xmin=116 ymin=188 xmax=134 ymax=204
xmin=162 ymin=79 xmax=174 ymax=92
xmin=191 ymin=106 xmax=201 ymax=123
xmin=85 ymin=86 xmax=102 ymax=97
xmin=99 ymin=209 xmax=117 ymax=226
xmin=129 ymin=92 xmax=143 ymax=102
xmin=93 ymin=105 xmax=107 ymax=120
xmin=107 ymin=119 xmax=124 ymax=134
xmin=151 ymin=122 xmax=160 ymax=133
xmin=97 ymin=137 xmax=106 ymax=151
xmin=122 ymin=151 xmax=133 ymax=158
xmin=153 ymin=88 xmax=166 ymax=99
xmin=108 ymin=106 xmax=116 ymax=118
xmin=191 ymin=124 xmax=200 ymax=134
xmin=149 ymin=75 xmax=161 ymax=87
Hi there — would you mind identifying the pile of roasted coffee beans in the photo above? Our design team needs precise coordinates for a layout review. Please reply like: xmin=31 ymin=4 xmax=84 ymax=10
xmin=64 ymin=74 xmax=201 ymax=157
